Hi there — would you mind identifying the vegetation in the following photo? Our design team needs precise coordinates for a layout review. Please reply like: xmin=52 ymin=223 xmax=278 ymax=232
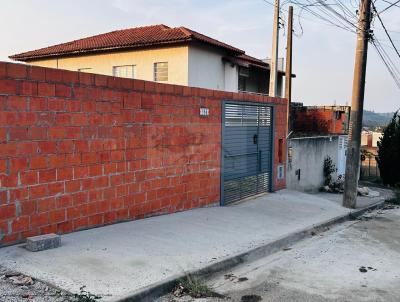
xmin=363 ymin=110 xmax=394 ymax=129
xmin=174 ymin=275 xmax=222 ymax=298
xmin=377 ymin=111 xmax=400 ymax=187
xmin=73 ymin=286 xmax=101 ymax=302
xmin=323 ymin=156 xmax=337 ymax=186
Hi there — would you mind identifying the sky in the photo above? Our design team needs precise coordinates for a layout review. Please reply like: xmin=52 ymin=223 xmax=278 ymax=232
xmin=1 ymin=0 xmax=399 ymax=112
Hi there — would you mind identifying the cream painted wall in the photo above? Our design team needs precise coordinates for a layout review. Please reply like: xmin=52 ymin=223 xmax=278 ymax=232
xmin=28 ymin=46 xmax=189 ymax=85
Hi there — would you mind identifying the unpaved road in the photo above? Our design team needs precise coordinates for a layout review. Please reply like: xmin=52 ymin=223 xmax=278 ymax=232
xmin=159 ymin=205 xmax=400 ymax=302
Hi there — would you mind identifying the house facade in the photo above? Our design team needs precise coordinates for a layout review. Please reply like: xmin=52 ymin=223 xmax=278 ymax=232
xmin=0 ymin=62 xmax=287 ymax=245
xmin=287 ymin=104 xmax=350 ymax=192
xmin=10 ymin=25 xmax=286 ymax=96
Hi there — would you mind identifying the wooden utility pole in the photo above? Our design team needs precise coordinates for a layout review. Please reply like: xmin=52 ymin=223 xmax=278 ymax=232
xmin=269 ymin=0 xmax=280 ymax=97
xmin=343 ymin=0 xmax=372 ymax=208
xmin=285 ymin=6 xmax=293 ymax=133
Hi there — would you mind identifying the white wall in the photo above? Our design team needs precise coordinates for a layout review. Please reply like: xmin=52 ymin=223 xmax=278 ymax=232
xmin=188 ymin=45 xmax=233 ymax=91
xmin=287 ymin=136 xmax=344 ymax=192
xmin=372 ymin=132 xmax=382 ymax=147
xmin=224 ymin=63 xmax=238 ymax=92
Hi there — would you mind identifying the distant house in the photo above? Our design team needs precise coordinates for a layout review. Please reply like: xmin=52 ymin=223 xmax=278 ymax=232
xmin=287 ymin=104 xmax=350 ymax=192
xmin=10 ymin=24 xmax=288 ymax=96
xmin=360 ymin=130 xmax=382 ymax=178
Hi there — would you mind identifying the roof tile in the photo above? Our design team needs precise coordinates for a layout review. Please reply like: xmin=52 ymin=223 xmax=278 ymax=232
xmin=10 ymin=24 xmax=244 ymax=61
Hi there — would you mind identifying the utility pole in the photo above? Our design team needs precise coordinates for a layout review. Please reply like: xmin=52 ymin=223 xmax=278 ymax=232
xmin=269 ymin=0 xmax=280 ymax=97
xmin=343 ymin=0 xmax=372 ymax=208
xmin=285 ymin=6 xmax=293 ymax=133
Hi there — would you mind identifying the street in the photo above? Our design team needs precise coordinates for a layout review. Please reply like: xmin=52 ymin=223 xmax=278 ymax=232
xmin=159 ymin=204 xmax=400 ymax=302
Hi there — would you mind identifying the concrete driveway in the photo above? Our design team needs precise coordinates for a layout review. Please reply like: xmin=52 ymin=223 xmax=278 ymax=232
xmin=0 ymin=189 xmax=388 ymax=301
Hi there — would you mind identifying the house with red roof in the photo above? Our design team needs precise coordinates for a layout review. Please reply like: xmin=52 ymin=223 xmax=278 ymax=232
xmin=10 ymin=24 xmax=286 ymax=96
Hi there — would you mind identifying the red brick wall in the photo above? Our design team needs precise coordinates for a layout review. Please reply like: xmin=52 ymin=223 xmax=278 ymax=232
xmin=0 ymin=62 xmax=287 ymax=246
xmin=293 ymin=107 xmax=348 ymax=134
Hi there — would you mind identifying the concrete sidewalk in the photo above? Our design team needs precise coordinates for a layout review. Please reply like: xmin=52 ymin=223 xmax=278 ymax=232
xmin=0 ymin=190 xmax=387 ymax=301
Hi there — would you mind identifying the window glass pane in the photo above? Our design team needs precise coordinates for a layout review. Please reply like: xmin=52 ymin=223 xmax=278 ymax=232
xmin=113 ymin=65 xmax=135 ymax=79
xmin=154 ymin=62 xmax=168 ymax=82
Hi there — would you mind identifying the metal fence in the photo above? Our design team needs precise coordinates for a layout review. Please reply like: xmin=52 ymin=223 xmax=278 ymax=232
xmin=360 ymin=155 xmax=380 ymax=179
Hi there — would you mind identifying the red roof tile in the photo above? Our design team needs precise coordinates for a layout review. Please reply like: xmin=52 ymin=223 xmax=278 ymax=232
xmin=10 ymin=24 xmax=244 ymax=61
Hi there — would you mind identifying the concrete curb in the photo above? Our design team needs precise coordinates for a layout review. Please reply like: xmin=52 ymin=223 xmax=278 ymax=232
xmin=111 ymin=199 xmax=386 ymax=302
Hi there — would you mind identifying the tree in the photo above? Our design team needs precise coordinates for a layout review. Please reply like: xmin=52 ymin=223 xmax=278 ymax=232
xmin=377 ymin=111 xmax=400 ymax=186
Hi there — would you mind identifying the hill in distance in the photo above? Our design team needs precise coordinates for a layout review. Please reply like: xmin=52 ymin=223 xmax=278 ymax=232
xmin=363 ymin=110 xmax=394 ymax=129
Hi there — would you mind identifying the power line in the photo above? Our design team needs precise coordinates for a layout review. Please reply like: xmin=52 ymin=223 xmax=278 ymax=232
xmin=380 ymin=0 xmax=400 ymax=13
xmin=372 ymin=1 xmax=400 ymax=58
xmin=371 ymin=39 xmax=400 ymax=88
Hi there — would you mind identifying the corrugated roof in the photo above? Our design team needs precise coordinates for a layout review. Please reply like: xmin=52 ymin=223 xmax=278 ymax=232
xmin=10 ymin=24 xmax=244 ymax=61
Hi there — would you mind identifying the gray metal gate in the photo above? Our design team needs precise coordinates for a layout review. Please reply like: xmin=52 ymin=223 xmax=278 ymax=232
xmin=221 ymin=102 xmax=273 ymax=205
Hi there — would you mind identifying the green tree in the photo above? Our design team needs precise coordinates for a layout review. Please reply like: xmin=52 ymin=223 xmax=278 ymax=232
xmin=377 ymin=111 xmax=400 ymax=186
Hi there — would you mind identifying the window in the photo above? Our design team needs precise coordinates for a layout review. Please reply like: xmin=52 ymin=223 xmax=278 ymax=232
xmin=77 ymin=68 xmax=92 ymax=73
xmin=113 ymin=65 xmax=136 ymax=79
xmin=238 ymin=76 xmax=247 ymax=91
xmin=238 ymin=67 xmax=249 ymax=92
xmin=154 ymin=62 xmax=168 ymax=82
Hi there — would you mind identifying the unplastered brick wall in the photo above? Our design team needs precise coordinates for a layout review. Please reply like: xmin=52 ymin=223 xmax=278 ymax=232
xmin=0 ymin=62 xmax=287 ymax=246
xmin=293 ymin=107 xmax=347 ymax=134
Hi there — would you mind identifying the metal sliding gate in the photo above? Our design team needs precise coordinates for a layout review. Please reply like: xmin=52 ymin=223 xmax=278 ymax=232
xmin=221 ymin=102 xmax=273 ymax=205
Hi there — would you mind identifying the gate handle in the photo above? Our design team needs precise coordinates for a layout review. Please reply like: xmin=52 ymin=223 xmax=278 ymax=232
xmin=253 ymin=134 xmax=258 ymax=144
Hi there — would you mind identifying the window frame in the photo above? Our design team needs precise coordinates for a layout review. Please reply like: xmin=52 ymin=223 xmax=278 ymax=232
xmin=112 ymin=65 xmax=136 ymax=79
xmin=154 ymin=62 xmax=168 ymax=82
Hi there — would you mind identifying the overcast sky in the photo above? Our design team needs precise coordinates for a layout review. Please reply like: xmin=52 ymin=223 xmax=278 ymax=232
xmin=1 ymin=0 xmax=399 ymax=112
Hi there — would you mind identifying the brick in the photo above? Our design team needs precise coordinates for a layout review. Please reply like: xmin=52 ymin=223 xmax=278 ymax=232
xmin=0 ymin=159 xmax=6 ymax=174
xmin=0 ymin=62 xmax=6 ymax=78
xmin=7 ymin=96 xmax=27 ymax=111
xmin=48 ymin=127 xmax=65 ymax=139
xmin=38 ymin=141 xmax=57 ymax=154
xmin=10 ymin=157 xmax=28 ymax=173
xmin=49 ymin=209 xmax=65 ymax=223
xmin=29 ymin=185 xmax=48 ymax=199
xmin=17 ymin=112 xmax=37 ymax=126
xmin=38 ymin=83 xmax=55 ymax=97
xmin=65 ymin=180 xmax=80 ymax=193
xmin=71 ymin=113 xmax=87 ymax=126
xmin=45 ymin=68 xmax=63 ymax=83
xmin=30 ymin=156 xmax=48 ymax=170
xmin=7 ymin=63 xmax=27 ymax=79
xmin=0 ymin=204 xmax=15 ymax=220
xmin=12 ymin=216 xmax=30 ymax=232
xmin=9 ymin=127 xmax=29 ymax=141
xmin=26 ymin=233 xmax=61 ymax=252
xmin=48 ymin=155 xmax=66 ymax=168
xmin=48 ymin=99 xmax=65 ymax=111
xmin=20 ymin=171 xmax=38 ymax=186
xmin=27 ymin=66 xmax=46 ymax=81
xmin=20 ymin=81 xmax=38 ymax=96
xmin=39 ymin=169 xmax=57 ymax=183
xmin=0 ymin=79 xmax=18 ymax=94
xmin=79 ymin=72 xmax=94 ymax=86
xmin=29 ymin=127 xmax=47 ymax=140
xmin=55 ymin=84 xmax=72 ymax=98
xmin=61 ymin=70 xmax=79 ymax=84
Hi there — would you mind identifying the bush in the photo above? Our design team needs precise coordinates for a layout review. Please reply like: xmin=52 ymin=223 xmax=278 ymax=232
xmin=377 ymin=111 xmax=400 ymax=186
xmin=323 ymin=156 xmax=336 ymax=186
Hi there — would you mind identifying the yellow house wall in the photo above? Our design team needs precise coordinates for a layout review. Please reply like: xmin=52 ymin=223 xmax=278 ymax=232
xmin=27 ymin=46 xmax=189 ymax=85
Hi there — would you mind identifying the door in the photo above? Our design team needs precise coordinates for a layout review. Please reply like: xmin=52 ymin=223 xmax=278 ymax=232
xmin=221 ymin=102 xmax=273 ymax=205
xmin=337 ymin=135 xmax=348 ymax=177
